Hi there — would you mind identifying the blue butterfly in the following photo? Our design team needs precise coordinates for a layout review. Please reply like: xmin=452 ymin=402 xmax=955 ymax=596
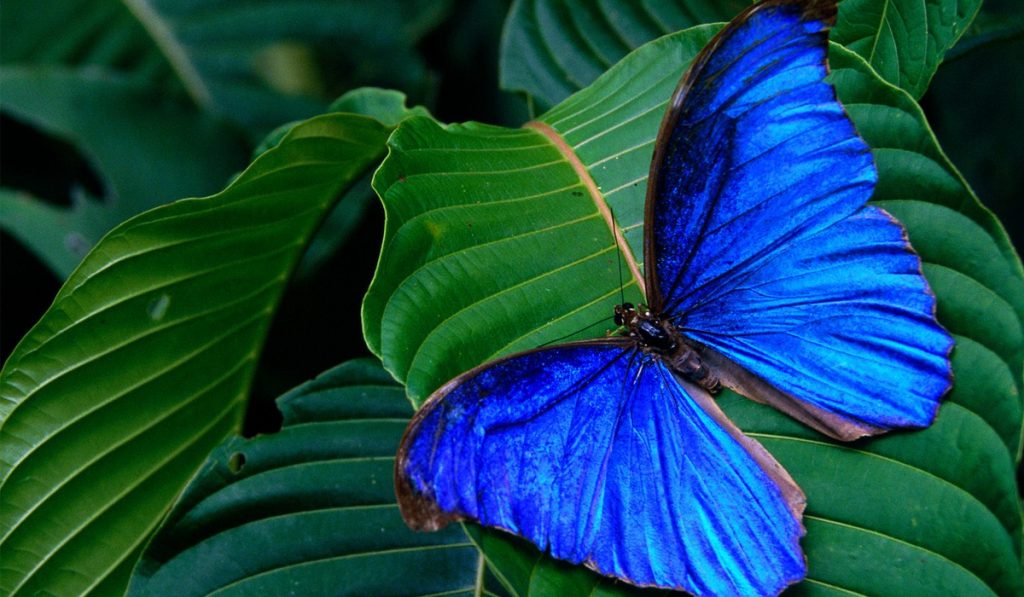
xmin=395 ymin=0 xmax=954 ymax=594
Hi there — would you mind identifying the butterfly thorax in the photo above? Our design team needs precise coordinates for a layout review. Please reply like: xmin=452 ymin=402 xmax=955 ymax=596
xmin=614 ymin=303 xmax=721 ymax=394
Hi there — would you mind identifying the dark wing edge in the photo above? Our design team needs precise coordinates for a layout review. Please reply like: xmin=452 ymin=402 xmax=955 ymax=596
xmin=394 ymin=338 xmax=635 ymax=531
xmin=693 ymin=341 xmax=886 ymax=442
xmin=643 ymin=0 xmax=840 ymax=312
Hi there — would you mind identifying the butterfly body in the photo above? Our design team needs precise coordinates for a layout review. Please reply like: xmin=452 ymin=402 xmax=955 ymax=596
xmin=615 ymin=302 xmax=722 ymax=393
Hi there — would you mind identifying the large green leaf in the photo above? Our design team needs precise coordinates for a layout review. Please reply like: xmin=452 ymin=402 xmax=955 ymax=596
xmin=0 ymin=67 xmax=246 ymax=278
xmin=128 ymin=359 xmax=497 ymax=596
xmin=499 ymin=0 xmax=981 ymax=109
xmin=363 ymin=24 xmax=1023 ymax=597
xmin=0 ymin=109 xmax=397 ymax=596
xmin=260 ymin=89 xmax=432 ymax=278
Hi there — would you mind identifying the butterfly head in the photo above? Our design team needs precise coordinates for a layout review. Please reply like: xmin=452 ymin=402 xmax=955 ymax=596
xmin=613 ymin=302 xmax=636 ymax=327
xmin=614 ymin=303 xmax=675 ymax=351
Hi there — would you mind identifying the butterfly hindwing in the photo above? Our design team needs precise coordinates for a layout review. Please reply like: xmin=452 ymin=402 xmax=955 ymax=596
xmin=396 ymin=342 xmax=806 ymax=595
xmin=682 ymin=206 xmax=954 ymax=438
xmin=647 ymin=0 xmax=953 ymax=439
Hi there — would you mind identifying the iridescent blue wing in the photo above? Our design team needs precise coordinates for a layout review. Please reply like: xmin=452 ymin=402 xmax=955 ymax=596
xmin=396 ymin=342 xmax=806 ymax=595
xmin=646 ymin=0 xmax=953 ymax=440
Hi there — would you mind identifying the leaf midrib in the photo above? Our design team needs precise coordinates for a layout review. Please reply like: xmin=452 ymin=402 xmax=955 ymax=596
xmin=526 ymin=120 xmax=644 ymax=294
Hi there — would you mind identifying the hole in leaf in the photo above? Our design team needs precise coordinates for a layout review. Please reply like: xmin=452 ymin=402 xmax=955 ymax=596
xmin=228 ymin=452 xmax=246 ymax=474
xmin=0 ymin=114 xmax=105 ymax=205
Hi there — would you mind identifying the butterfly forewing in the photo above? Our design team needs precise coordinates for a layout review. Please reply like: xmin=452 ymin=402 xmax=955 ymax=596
xmin=646 ymin=0 xmax=953 ymax=440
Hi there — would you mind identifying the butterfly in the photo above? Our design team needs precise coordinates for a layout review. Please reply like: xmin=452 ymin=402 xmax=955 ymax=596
xmin=394 ymin=0 xmax=954 ymax=594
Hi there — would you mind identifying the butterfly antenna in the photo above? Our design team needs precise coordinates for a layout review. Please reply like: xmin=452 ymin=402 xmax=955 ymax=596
xmin=535 ymin=207 xmax=628 ymax=349
xmin=536 ymin=316 xmax=614 ymax=348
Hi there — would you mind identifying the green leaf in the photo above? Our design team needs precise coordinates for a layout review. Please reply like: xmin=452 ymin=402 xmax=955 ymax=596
xmin=255 ymin=88 xmax=434 ymax=278
xmin=0 ymin=66 xmax=246 ymax=278
xmin=128 ymin=359 xmax=495 ymax=596
xmin=363 ymin=25 xmax=1023 ymax=596
xmin=499 ymin=0 xmax=747 ymax=111
xmin=498 ymin=0 xmax=981 ymax=109
xmin=830 ymin=0 xmax=982 ymax=98
xmin=0 ymin=112 xmax=394 ymax=597
xmin=944 ymin=7 xmax=1024 ymax=60
xmin=329 ymin=87 xmax=434 ymax=127
xmin=294 ymin=89 xmax=433 ymax=277
xmin=727 ymin=396 xmax=1020 ymax=597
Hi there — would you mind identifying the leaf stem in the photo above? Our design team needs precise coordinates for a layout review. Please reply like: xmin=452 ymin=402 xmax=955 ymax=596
xmin=121 ymin=0 xmax=213 ymax=109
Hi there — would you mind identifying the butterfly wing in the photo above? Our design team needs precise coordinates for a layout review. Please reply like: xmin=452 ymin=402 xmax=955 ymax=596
xmin=396 ymin=341 xmax=806 ymax=595
xmin=646 ymin=0 xmax=953 ymax=440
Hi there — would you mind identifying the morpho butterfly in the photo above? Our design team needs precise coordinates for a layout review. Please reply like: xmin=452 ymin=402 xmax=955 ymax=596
xmin=395 ymin=0 xmax=954 ymax=594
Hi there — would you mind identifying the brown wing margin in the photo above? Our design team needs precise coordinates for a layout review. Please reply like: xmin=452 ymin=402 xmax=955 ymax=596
xmin=643 ymin=0 xmax=839 ymax=312
xmin=690 ymin=341 xmax=887 ymax=441
xmin=393 ymin=337 xmax=636 ymax=532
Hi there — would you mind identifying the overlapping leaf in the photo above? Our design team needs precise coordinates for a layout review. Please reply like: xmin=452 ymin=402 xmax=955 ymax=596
xmin=0 ymin=0 xmax=173 ymax=85
xmin=128 ymin=359 xmax=496 ymax=596
xmin=830 ymin=0 xmax=982 ymax=97
xmin=500 ymin=0 xmax=746 ymax=111
xmin=121 ymin=0 xmax=450 ymax=135
xmin=1 ymin=0 xmax=451 ymax=137
xmin=500 ymin=0 xmax=980 ymax=108
xmin=0 ymin=108 xmax=397 ymax=596
xmin=364 ymin=24 xmax=1023 ymax=597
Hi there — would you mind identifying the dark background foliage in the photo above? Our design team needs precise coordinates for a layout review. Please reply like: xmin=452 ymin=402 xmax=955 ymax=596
xmin=1 ymin=0 xmax=520 ymax=435
xmin=1 ymin=0 xmax=1020 ymax=440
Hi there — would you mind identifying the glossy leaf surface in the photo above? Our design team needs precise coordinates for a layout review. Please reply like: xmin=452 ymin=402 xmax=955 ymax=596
xmin=129 ymin=359 xmax=492 ymax=596
xmin=0 ymin=111 xmax=394 ymax=597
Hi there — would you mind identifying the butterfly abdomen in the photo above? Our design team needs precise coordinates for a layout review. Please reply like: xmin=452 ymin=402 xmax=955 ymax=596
xmin=667 ymin=341 xmax=722 ymax=394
